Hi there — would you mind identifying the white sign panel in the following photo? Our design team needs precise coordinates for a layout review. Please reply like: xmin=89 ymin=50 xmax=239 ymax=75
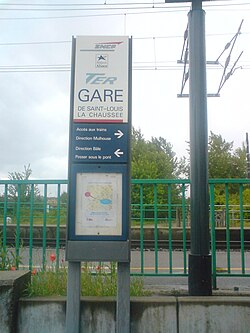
xmin=73 ymin=36 xmax=129 ymax=123
xmin=75 ymin=172 xmax=122 ymax=236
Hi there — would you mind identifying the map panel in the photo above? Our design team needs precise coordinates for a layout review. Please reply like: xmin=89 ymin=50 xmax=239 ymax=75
xmin=75 ymin=172 xmax=122 ymax=236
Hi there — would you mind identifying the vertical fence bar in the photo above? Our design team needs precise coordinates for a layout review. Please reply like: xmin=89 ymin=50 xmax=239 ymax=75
xmin=29 ymin=184 xmax=34 ymax=271
xmin=3 ymin=184 xmax=8 ymax=251
xmin=42 ymin=184 xmax=48 ymax=271
xmin=168 ymin=184 xmax=172 ymax=274
xmin=210 ymin=183 xmax=217 ymax=289
xmin=225 ymin=184 xmax=231 ymax=273
xmin=239 ymin=184 xmax=245 ymax=274
xmin=15 ymin=184 xmax=21 ymax=269
xmin=56 ymin=184 xmax=61 ymax=270
xmin=140 ymin=184 xmax=144 ymax=274
xmin=153 ymin=184 xmax=158 ymax=274
xmin=182 ymin=184 xmax=187 ymax=274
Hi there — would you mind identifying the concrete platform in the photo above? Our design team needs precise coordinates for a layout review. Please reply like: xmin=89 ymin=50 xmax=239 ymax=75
xmin=1 ymin=271 xmax=250 ymax=332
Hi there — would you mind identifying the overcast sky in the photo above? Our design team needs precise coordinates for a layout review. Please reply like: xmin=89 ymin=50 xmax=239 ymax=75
xmin=0 ymin=0 xmax=249 ymax=179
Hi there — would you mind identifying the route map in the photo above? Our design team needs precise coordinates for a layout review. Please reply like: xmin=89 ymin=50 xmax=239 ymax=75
xmin=84 ymin=187 xmax=113 ymax=211
xmin=75 ymin=173 xmax=122 ymax=236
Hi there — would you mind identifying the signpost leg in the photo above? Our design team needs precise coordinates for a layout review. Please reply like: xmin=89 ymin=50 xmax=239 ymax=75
xmin=116 ymin=262 xmax=130 ymax=333
xmin=66 ymin=261 xmax=81 ymax=333
xmin=188 ymin=0 xmax=212 ymax=296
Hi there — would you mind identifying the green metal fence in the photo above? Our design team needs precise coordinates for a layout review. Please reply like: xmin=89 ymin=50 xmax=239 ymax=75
xmin=0 ymin=180 xmax=68 ymax=271
xmin=1 ymin=178 xmax=250 ymax=288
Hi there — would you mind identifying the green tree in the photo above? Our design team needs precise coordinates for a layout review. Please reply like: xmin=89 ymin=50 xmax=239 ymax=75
xmin=131 ymin=128 xmax=188 ymax=219
xmin=8 ymin=164 xmax=40 ymax=202
xmin=60 ymin=192 xmax=68 ymax=204
xmin=208 ymin=132 xmax=248 ymax=206
xmin=131 ymin=128 xmax=186 ymax=180
xmin=208 ymin=132 xmax=247 ymax=179
xmin=232 ymin=146 xmax=247 ymax=178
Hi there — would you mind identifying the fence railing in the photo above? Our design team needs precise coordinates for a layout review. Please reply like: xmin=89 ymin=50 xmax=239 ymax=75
xmin=1 ymin=178 xmax=250 ymax=288
xmin=0 ymin=180 xmax=68 ymax=271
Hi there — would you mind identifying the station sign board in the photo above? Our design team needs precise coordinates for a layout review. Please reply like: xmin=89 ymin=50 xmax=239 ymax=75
xmin=66 ymin=36 xmax=131 ymax=262
xmin=73 ymin=36 xmax=129 ymax=123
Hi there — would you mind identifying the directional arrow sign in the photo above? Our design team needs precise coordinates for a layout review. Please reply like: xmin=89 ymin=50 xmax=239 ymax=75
xmin=114 ymin=149 xmax=124 ymax=158
xmin=72 ymin=123 xmax=128 ymax=163
xmin=114 ymin=130 xmax=124 ymax=139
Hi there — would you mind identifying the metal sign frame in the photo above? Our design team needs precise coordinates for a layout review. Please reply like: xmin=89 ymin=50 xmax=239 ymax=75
xmin=68 ymin=164 xmax=129 ymax=241
xmin=66 ymin=35 xmax=132 ymax=262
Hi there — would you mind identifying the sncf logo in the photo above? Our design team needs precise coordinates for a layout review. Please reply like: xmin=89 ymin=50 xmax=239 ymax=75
xmin=94 ymin=41 xmax=123 ymax=50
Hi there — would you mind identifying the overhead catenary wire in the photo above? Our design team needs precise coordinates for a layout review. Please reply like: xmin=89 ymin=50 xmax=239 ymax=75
xmin=179 ymin=24 xmax=188 ymax=63
xmin=176 ymin=17 xmax=245 ymax=96
xmin=0 ymin=29 xmax=248 ymax=74
xmin=217 ymin=50 xmax=243 ymax=93
xmin=0 ymin=1 xmax=171 ymax=7
xmin=0 ymin=5 xmax=181 ymax=11
xmin=0 ymin=39 xmax=248 ymax=73
xmin=0 ymin=1 xmax=250 ymax=20
xmin=0 ymin=30 xmax=249 ymax=47
xmin=0 ymin=9 xmax=188 ymax=20
xmin=0 ymin=63 xmax=249 ymax=73
xmin=0 ymin=43 xmax=249 ymax=72
xmin=217 ymin=19 xmax=244 ymax=94
xmin=0 ymin=7 xmax=248 ymax=80
xmin=0 ymin=1 xmax=250 ymax=9
xmin=178 ymin=24 xmax=189 ymax=95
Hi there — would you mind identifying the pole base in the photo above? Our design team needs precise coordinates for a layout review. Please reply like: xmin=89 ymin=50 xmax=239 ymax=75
xmin=188 ymin=254 xmax=212 ymax=296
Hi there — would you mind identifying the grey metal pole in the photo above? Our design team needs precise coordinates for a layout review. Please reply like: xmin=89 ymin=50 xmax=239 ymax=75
xmin=188 ymin=0 xmax=212 ymax=296
xmin=116 ymin=262 xmax=130 ymax=333
xmin=66 ymin=261 xmax=81 ymax=333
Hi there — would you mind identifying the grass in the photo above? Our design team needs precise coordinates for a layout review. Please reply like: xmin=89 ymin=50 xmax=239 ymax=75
xmin=26 ymin=263 xmax=151 ymax=297
xmin=0 ymin=233 xmax=23 ymax=270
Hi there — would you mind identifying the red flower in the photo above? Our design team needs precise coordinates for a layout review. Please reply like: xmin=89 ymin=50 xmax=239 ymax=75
xmin=50 ymin=253 xmax=56 ymax=262
xmin=10 ymin=266 xmax=16 ymax=271
xmin=31 ymin=268 xmax=37 ymax=275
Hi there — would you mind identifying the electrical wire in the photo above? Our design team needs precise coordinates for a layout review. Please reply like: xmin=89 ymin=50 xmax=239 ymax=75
xmin=0 ymin=63 xmax=249 ymax=73
xmin=0 ymin=1 xmax=250 ymax=20
xmin=0 ymin=9 xmax=188 ymax=20
xmin=0 ymin=3 xmax=247 ymax=76
xmin=0 ymin=6 xmax=177 ymax=12
xmin=0 ymin=30 xmax=249 ymax=47
xmin=0 ymin=41 xmax=71 ymax=46
xmin=0 ymin=2 xmax=167 ymax=6
xmin=0 ymin=1 xmax=249 ymax=8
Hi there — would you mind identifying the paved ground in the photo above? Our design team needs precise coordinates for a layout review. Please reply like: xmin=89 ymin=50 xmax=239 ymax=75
xmin=130 ymin=249 xmax=250 ymax=294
